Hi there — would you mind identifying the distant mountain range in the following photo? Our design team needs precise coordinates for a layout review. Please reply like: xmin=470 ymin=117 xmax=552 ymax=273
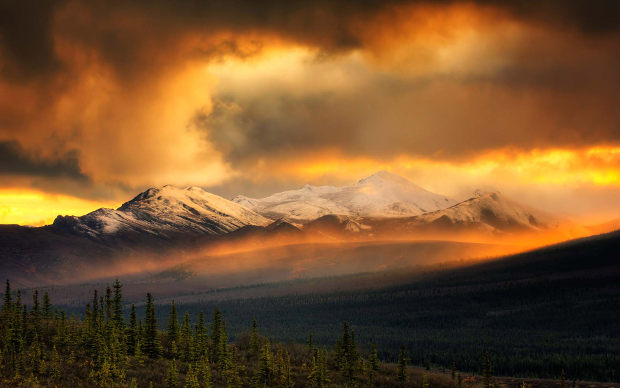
xmin=0 ymin=171 xmax=584 ymax=286
xmin=234 ymin=170 xmax=457 ymax=223
xmin=362 ymin=190 xmax=562 ymax=235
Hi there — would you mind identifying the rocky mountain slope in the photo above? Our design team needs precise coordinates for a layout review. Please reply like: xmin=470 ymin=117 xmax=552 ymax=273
xmin=402 ymin=190 xmax=560 ymax=233
xmin=52 ymin=185 xmax=270 ymax=242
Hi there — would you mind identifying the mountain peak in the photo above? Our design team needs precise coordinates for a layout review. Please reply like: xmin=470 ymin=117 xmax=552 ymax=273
xmin=357 ymin=170 xmax=414 ymax=187
xmin=122 ymin=184 xmax=213 ymax=208
xmin=234 ymin=170 xmax=456 ymax=222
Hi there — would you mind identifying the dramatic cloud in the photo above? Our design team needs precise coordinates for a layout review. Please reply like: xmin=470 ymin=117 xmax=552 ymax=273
xmin=0 ymin=0 xmax=619 ymax=224
xmin=0 ymin=141 xmax=87 ymax=180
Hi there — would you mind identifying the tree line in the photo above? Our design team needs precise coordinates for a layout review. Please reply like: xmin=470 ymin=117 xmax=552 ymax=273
xmin=0 ymin=279 xmax=473 ymax=387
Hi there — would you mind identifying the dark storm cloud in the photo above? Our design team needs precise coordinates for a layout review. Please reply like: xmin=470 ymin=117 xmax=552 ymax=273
xmin=0 ymin=141 xmax=87 ymax=180
xmin=0 ymin=0 xmax=619 ymax=199
xmin=198 ymin=52 xmax=620 ymax=165
xmin=0 ymin=0 xmax=62 ymax=78
xmin=1 ymin=0 xmax=619 ymax=80
xmin=481 ymin=0 xmax=620 ymax=35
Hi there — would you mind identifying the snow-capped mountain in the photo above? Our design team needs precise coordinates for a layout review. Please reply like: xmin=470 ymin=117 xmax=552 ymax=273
xmin=300 ymin=191 xmax=562 ymax=237
xmin=0 ymin=178 xmax=573 ymax=287
xmin=402 ymin=191 xmax=561 ymax=233
xmin=53 ymin=185 xmax=270 ymax=241
xmin=233 ymin=171 xmax=457 ymax=223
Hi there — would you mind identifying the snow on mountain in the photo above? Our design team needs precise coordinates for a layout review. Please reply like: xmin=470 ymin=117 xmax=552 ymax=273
xmin=53 ymin=185 xmax=270 ymax=240
xmin=232 ymin=171 xmax=457 ymax=223
xmin=406 ymin=191 xmax=561 ymax=233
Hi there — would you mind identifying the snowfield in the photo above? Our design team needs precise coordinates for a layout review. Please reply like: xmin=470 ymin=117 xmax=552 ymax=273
xmin=53 ymin=185 xmax=270 ymax=239
xmin=233 ymin=170 xmax=457 ymax=223
xmin=406 ymin=191 xmax=561 ymax=233
xmin=50 ymin=172 xmax=563 ymax=242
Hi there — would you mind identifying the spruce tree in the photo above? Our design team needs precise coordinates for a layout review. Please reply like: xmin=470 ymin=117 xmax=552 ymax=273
xmin=3 ymin=279 xmax=11 ymax=313
xmin=217 ymin=320 xmax=230 ymax=370
xmin=127 ymin=304 xmax=138 ymax=355
xmin=210 ymin=308 xmax=225 ymax=364
xmin=194 ymin=311 xmax=208 ymax=359
xmin=397 ymin=346 xmax=408 ymax=388
xmin=197 ymin=356 xmax=213 ymax=388
xmin=112 ymin=278 xmax=124 ymax=330
xmin=249 ymin=318 xmax=260 ymax=357
xmin=166 ymin=358 xmax=179 ymax=388
xmin=308 ymin=347 xmax=329 ymax=388
xmin=109 ymin=326 xmax=127 ymax=384
xmin=83 ymin=302 xmax=93 ymax=350
xmin=98 ymin=295 xmax=105 ymax=331
xmin=222 ymin=345 xmax=242 ymax=388
xmin=252 ymin=342 xmax=274 ymax=388
xmin=42 ymin=291 xmax=51 ymax=319
xmin=167 ymin=301 xmax=180 ymax=353
xmin=105 ymin=286 xmax=112 ymax=323
xmin=184 ymin=364 xmax=200 ymax=388
xmin=134 ymin=337 xmax=146 ymax=366
xmin=91 ymin=290 xmax=99 ymax=332
xmin=368 ymin=341 xmax=379 ymax=386
xmin=32 ymin=290 xmax=40 ymax=316
xmin=170 ymin=340 xmax=178 ymax=360
xmin=308 ymin=351 xmax=321 ymax=387
xmin=57 ymin=310 xmax=69 ymax=348
xmin=143 ymin=293 xmax=161 ymax=359
xmin=284 ymin=351 xmax=294 ymax=388
xmin=274 ymin=344 xmax=284 ymax=385
xmin=49 ymin=344 xmax=61 ymax=380
xmin=15 ymin=289 xmax=21 ymax=311
xmin=336 ymin=322 xmax=358 ymax=385
xmin=180 ymin=312 xmax=193 ymax=362
xmin=30 ymin=332 xmax=44 ymax=375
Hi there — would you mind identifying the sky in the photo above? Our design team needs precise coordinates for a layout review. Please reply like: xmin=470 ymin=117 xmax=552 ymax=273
xmin=1 ymin=0 xmax=619 ymax=226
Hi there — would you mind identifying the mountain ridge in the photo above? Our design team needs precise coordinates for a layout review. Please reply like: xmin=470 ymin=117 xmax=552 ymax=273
xmin=51 ymin=184 xmax=270 ymax=242
xmin=0 ymin=172 xmax=573 ymax=287
xmin=233 ymin=170 xmax=457 ymax=223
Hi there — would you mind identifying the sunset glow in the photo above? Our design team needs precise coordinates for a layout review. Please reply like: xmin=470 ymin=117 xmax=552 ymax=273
xmin=0 ymin=189 xmax=119 ymax=226
xmin=0 ymin=0 xmax=618 ymax=225
xmin=1 ymin=3 xmax=618 ymax=386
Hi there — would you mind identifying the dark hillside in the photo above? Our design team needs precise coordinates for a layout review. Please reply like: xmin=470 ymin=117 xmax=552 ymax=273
xmin=163 ymin=230 xmax=620 ymax=382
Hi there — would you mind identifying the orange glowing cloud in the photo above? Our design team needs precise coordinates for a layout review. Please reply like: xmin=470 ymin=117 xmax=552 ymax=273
xmin=0 ymin=0 xmax=619 ymax=227
xmin=247 ymin=146 xmax=620 ymax=190
xmin=353 ymin=2 xmax=520 ymax=75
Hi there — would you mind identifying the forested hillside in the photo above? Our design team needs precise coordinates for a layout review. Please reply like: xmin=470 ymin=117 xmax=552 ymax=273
xmin=0 ymin=279 xmax=471 ymax=387
xmin=2 ymin=230 xmax=618 ymax=386
xmin=142 ymin=231 xmax=620 ymax=383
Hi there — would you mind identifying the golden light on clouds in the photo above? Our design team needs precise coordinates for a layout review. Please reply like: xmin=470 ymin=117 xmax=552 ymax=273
xmin=0 ymin=189 xmax=119 ymax=226
xmin=0 ymin=0 xmax=618 ymax=226
xmin=250 ymin=146 xmax=620 ymax=194
xmin=3 ymin=145 xmax=615 ymax=226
